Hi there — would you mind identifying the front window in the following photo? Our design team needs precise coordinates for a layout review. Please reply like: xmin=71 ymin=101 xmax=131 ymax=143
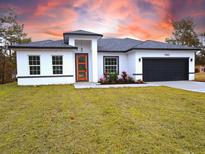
xmin=29 ymin=56 xmax=40 ymax=75
xmin=52 ymin=56 xmax=63 ymax=74
xmin=104 ymin=56 xmax=119 ymax=74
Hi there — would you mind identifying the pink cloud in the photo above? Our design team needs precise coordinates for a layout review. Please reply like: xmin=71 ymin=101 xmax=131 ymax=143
xmin=0 ymin=0 xmax=204 ymax=41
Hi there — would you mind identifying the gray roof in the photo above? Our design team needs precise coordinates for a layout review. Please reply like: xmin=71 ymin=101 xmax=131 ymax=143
xmin=131 ymin=40 xmax=197 ymax=50
xmin=10 ymin=40 xmax=77 ymax=49
xmin=63 ymin=30 xmax=103 ymax=37
xmin=10 ymin=32 xmax=199 ymax=51
xmin=97 ymin=39 xmax=198 ymax=52
xmin=97 ymin=38 xmax=143 ymax=52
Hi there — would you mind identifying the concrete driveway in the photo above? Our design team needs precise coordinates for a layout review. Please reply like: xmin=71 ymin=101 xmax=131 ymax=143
xmin=152 ymin=81 xmax=205 ymax=93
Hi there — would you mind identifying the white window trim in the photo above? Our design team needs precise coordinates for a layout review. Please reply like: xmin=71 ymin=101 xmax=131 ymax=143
xmin=28 ymin=55 xmax=41 ymax=75
xmin=52 ymin=55 xmax=63 ymax=75
xmin=103 ymin=56 xmax=119 ymax=74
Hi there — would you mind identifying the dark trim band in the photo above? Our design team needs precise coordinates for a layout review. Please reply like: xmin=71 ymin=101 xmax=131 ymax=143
xmin=98 ymin=50 xmax=125 ymax=53
xmin=126 ymin=48 xmax=200 ymax=52
xmin=17 ymin=75 xmax=74 ymax=79
xmin=142 ymin=57 xmax=190 ymax=60
xmin=63 ymin=33 xmax=103 ymax=37
xmin=133 ymin=73 xmax=143 ymax=76
xmin=189 ymin=72 xmax=195 ymax=74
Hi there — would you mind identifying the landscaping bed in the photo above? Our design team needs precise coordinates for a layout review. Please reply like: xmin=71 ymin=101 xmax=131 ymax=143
xmin=99 ymin=71 xmax=144 ymax=84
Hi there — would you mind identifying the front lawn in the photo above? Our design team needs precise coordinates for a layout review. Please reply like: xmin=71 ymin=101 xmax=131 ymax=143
xmin=0 ymin=83 xmax=205 ymax=153
xmin=195 ymin=72 xmax=205 ymax=82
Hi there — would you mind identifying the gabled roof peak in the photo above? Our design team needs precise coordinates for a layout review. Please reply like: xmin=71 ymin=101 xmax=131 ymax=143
xmin=63 ymin=30 xmax=103 ymax=37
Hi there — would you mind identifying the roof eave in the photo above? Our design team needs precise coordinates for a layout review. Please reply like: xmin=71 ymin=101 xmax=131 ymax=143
xmin=9 ymin=46 xmax=78 ymax=49
xmin=63 ymin=33 xmax=103 ymax=37
xmin=127 ymin=48 xmax=200 ymax=51
xmin=98 ymin=50 xmax=126 ymax=53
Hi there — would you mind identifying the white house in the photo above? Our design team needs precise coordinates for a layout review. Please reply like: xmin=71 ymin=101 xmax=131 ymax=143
xmin=0 ymin=37 xmax=5 ymax=47
xmin=10 ymin=30 xmax=199 ymax=85
xmin=198 ymin=35 xmax=205 ymax=47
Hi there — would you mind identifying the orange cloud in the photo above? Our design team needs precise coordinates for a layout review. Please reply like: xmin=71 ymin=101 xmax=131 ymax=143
xmin=1 ymin=0 xmax=204 ymax=41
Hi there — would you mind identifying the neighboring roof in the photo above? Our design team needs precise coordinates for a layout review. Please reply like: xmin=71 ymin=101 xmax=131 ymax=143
xmin=97 ymin=38 xmax=143 ymax=52
xmin=10 ymin=40 xmax=77 ymax=49
xmin=63 ymin=30 xmax=103 ymax=37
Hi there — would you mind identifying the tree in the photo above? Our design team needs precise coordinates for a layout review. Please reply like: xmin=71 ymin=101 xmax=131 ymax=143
xmin=200 ymin=32 xmax=205 ymax=36
xmin=0 ymin=9 xmax=31 ymax=84
xmin=165 ymin=18 xmax=200 ymax=47
xmin=165 ymin=18 xmax=205 ymax=66
xmin=196 ymin=35 xmax=205 ymax=65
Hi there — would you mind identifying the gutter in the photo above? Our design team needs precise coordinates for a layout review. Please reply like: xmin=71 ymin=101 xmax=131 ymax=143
xmin=9 ymin=46 xmax=78 ymax=49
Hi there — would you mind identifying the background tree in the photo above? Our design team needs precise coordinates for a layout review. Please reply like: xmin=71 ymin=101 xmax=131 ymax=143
xmin=166 ymin=18 xmax=204 ymax=66
xmin=0 ymin=9 xmax=31 ymax=84
xmin=196 ymin=32 xmax=205 ymax=65
xmin=165 ymin=18 xmax=200 ymax=47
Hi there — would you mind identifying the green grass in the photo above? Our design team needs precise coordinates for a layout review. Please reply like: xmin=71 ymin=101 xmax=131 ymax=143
xmin=195 ymin=72 xmax=205 ymax=82
xmin=0 ymin=83 xmax=205 ymax=153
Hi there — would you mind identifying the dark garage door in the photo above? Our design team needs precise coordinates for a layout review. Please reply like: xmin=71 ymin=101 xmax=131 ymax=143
xmin=143 ymin=58 xmax=189 ymax=82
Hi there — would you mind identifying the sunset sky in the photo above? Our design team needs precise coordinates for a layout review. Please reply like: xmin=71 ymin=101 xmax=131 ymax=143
xmin=0 ymin=0 xmax=205 ymax=41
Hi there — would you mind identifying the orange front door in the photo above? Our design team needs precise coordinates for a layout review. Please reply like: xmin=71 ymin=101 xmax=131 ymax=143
xmin=76 ymin=54 xmax=88 ymax=81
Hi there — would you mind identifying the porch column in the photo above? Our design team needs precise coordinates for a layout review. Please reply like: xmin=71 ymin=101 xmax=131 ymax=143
xmin=91 ymin=39 xmax=98 ymax=82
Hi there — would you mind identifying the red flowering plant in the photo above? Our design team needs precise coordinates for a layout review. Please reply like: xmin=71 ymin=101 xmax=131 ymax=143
xmin=98 ymin=71 xmax=144 ymax=84
xmin=121 ymin=71 xmax=128 ymax=81
xmin=98 ymin=70 xmax=109 ymax=84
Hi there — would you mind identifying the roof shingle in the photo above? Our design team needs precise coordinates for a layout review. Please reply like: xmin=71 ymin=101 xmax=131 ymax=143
xmin=97 ymin=38 xmax=143 ymax=52
xmin=132 ymin=40 xmax=197 ymax=50
xmin=10 ymin=40 xmax=77 ymax=49
xmin=10 ymin=33 xmax=199 ymax=51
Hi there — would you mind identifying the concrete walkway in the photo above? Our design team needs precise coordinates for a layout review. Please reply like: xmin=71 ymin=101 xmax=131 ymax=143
xmin=152 ymin=81 xmax=205 ymax=93
xmin=74 ymin=81 xmax=205 ymax=93
xmin=74 ymin=82 xmax=159 ymax=89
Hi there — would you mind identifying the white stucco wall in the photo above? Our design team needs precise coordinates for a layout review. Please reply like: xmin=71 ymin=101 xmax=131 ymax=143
xmin=16 ymin=49 xmax=75 ymax=85
xmin=127 ymin=51 xmax=136 ymax=76
xmin=16 ymin=46 xmax=196 ymax=85
xmin=69 ymin=35 xmax=99 ymax=82
xmin=129 ymin=50 xmax=196 ymax=81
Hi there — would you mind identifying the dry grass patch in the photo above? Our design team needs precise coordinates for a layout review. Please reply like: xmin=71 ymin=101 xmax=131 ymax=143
xmin=195 ymin=72 xmax=205 ymax=82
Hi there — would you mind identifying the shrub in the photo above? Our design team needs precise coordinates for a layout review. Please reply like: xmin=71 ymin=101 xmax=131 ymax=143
xmin=99 ymin=77 xmax=106 ymax=84
xmin=195 ymin=68 xmax=200 ymax=73
xmin=104 ymin=70 xmax=109 ymax=80
xmin=136 ymin=79 xmax=144 ymax=84
xmin=121 ymin=71 xmax=128 ymax=81
xmin=109 ymin=73 xmax=118 ymax=83
xmin=127 ymin=76 xmax=135 ymax=83
xmin=98 ymin=71 xmax=144 ymax=84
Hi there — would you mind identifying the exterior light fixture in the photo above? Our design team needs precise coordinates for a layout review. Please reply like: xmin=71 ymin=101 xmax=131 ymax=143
xmin=139 ymin=58 xmax=141 ymax=62
xmin=190 ymin=58 xmax=193 ymax=62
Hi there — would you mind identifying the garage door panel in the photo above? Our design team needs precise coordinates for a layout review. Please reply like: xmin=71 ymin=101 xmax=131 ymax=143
xmin=143 ymin=58 xmax=188 ymax=82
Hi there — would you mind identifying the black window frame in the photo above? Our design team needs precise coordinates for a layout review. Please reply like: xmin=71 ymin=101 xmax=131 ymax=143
xmin=28 ymin=55 xmax=40 ymax=75
xmin=52 ymin=55 xmax=63 ymax=75
xmin=103 ymin=56 xmax=119 ymax=74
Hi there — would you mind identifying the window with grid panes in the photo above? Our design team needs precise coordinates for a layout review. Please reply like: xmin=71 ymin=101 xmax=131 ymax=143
xmin=29 ymin=56 xmax=40 ymax=75
xmin=52 ymin=56 xmax=63 ymax=74
xmin=103 ymin=56 xmax=119 ymax=74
